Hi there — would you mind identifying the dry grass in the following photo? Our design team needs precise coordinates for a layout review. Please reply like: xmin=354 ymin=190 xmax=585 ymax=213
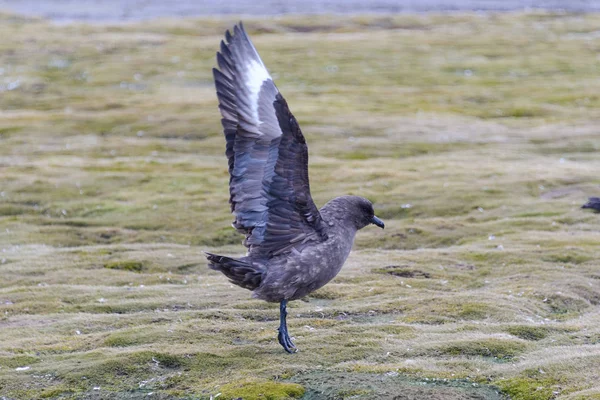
xmin=1 ymin=11 xmax=600 ymax=399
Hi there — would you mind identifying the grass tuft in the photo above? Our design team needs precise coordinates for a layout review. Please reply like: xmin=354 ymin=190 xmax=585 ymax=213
xmin=434 ymin=338 xmax=527 ymax=361
xmin=104 ymin=260 xmax=144 ymax=272
xmin=219 ymin=380 xmax=305 ymax=400
xmin=506 ymin=325 xmax=550 ymax=341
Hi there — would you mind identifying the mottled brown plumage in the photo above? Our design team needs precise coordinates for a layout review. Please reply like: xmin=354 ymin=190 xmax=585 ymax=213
xmin=206 ymin=23 xmax=384 ymax=353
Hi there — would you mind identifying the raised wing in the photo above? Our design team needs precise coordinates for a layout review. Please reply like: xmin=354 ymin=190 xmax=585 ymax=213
xmin=213 ymin=23 xmax=327 ymax=258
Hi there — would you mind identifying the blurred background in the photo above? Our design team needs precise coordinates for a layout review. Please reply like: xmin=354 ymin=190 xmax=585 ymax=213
xmin=1 ymin=0 xmax=599 ymax=22
xmin=1 ymin=1 xmax=600 ymax=399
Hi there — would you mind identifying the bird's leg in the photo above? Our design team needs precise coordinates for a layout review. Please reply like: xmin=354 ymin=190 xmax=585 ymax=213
xmin=277 ymin=300 xmax=297 ymax=353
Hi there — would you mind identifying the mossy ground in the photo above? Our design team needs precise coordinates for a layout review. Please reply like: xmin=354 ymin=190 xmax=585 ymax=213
xmin=1 ymin=11 xmax=600 ymax=400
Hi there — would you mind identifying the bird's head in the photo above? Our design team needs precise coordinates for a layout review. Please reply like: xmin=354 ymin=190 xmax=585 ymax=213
xmin=339 ymin=196 xmax=385 ymax=230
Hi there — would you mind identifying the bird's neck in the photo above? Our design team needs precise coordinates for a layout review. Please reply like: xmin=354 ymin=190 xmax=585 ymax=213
xmin=320 ymin=202 xmax=360 ymax=236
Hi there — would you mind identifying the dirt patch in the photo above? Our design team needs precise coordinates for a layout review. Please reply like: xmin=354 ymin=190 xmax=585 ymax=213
xmin=375 ymin=265 xmax=432 ymax=279
xmin=449 ymin=263 xmax=476 ymax=271
xmin=540 ymin=186 xmax=587 ymax=200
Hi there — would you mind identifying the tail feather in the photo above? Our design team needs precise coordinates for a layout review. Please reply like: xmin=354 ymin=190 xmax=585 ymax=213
xmin=205 ymin=252 xmax=263 ymax=290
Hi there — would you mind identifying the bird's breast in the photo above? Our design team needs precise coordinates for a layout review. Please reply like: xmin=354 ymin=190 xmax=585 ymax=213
xmin=253 ymin=226 xmax=358 ymax=302
xmin=299 ymin=227 xmax=355 ymax=281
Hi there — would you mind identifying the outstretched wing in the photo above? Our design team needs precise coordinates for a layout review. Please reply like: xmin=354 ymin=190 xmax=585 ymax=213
xmin=213 ymin=23 xmax=327 ymax=258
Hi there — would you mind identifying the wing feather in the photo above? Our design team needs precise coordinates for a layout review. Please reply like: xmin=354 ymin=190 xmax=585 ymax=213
xmin=213 ymin=23 xmax=326 ymax=258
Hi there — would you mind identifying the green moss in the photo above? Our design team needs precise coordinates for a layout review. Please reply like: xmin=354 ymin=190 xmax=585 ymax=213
xmin=0 ymin=126 xmax=23 ymax=137
xmin=0 ymin=204 xmax=32 ymax=216
xmin=506 ymin=325 xmax=549 ymax=341
xmin=340 ymin=151 xmax=369 ymax=160
xmin=94 ymin=357 xmax=144 ymax=377
xmin=457 ymin=303 xmax=490 ymax=320
xmin=309 ymin=287 xmax=345 ymax=299
xmin=514 ymin=211 xmax=563 ymax=218
xmin=542 ymin=252 xmax=592 ymax=265
xmin=466 ymin=251 xmax=528 ymax=265
xmin=337 ymin=388 xmax=372 ymax=397
xmin=39 ymin=386 xmax=75 ymax=399
xmin=150 ymin=352 xmax=183 ymax=368
xmin=503 ymin=106 xmax=547 ymax=118
xmin=219 ymin=380 xmax=305 ymax=400
xmin=0 ymin=355 xmax=40 ymax=368
xmin=436 ymin=339 xmax=527 ymax=360
xmin=497 ymin=377 xmax=562 ymax=400
xmin=378 ymin=324 xmax=416 ymax=336
xmin=335 ymin=142 xmax=476 ymax=161
xmin=62 ymin=351 xmax=185 ymax=387
xmin=544 ymin=294 xmax=588 ymax=316
xmin=403 ymin=300 xmax=494 ymax=324
xmin=103 ymin=333 xmax=141 ymax=347
xmin=104 ymin=260 xmax=143 ymax=272
xmin=570 ymin=394 xmax=600 ymax=400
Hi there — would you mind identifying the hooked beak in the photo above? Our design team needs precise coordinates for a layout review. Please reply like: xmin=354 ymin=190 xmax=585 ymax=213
xmin=371 ymin=215 xmax=385 ymax=229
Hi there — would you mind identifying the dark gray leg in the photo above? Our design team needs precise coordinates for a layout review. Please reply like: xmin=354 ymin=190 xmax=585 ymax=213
xmin=277 ymin=300 xmax=297 ymax=353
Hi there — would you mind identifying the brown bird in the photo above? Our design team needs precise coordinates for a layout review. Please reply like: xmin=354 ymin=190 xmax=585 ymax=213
xmin=206 ymin=23 xmax=384 ymax=353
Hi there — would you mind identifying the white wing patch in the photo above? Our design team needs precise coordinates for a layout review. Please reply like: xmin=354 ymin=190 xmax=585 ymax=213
xmin=245 ymin=59 xmax=272 ymax=127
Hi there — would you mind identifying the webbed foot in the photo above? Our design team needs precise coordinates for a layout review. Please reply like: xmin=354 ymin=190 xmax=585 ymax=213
xmin=277 ymin=325 xmax=297 ymax=353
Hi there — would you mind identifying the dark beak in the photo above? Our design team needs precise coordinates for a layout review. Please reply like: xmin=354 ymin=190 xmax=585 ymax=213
xmin=371 ymin=215 xmax=385 ymax=229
